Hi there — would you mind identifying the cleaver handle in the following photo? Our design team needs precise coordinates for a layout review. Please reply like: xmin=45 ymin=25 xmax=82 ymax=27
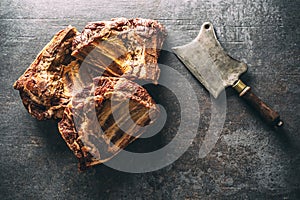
xmin=233 ymin=80 xmax=283 ymax=127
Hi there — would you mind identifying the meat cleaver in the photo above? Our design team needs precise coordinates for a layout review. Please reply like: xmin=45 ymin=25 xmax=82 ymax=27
xmin=172 ymin=22 xmax=283 ymax=127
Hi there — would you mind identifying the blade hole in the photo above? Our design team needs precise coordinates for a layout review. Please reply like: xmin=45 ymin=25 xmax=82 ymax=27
xmin=204 ymin=24 xmax=210 ymax=29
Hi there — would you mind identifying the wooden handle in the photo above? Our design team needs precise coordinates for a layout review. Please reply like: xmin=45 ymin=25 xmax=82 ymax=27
xmin=233 ymin=80 xmax=283 ymax=127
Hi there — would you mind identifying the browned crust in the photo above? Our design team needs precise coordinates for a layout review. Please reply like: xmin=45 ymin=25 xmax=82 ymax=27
xmin=13 ymin=19 xmax=165 ymax=170
xmin=58 ymin=77 xmax=159 ymax=170
xmin=72 ymin=18 xmax=167 ymax=83
xmin=13 ymin=26 xmax=79 ymax=120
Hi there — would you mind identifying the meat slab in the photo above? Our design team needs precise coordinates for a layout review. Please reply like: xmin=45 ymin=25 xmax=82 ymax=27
xmin=13 ymin=18 xmax=166 ymax=169
xmin=72 ymin=18 xmax=166 ymax=83
xmin=58 ymin=77 xmax=159 ymax=170
xmin=13 ymin=26 xmax=80 ymax=120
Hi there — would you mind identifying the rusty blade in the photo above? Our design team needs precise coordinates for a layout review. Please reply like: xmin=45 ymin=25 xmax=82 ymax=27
xmin=172 ymin=22 xmax=248 ymax=98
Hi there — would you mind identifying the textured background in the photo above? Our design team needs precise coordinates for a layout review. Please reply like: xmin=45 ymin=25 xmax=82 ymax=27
xmin=0 ymin=0 xmax=299 ymax=199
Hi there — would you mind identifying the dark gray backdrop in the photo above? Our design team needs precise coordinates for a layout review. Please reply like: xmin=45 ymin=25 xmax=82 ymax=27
xmin=0 ymin=0 xmax=299 ymax=199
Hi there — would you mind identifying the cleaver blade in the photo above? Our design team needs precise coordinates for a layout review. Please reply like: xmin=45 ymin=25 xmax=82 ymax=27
xmin=172 ymin=22 xmax=247 ymax=98
xmin=172 ymin=22 xmax=283 ymax=127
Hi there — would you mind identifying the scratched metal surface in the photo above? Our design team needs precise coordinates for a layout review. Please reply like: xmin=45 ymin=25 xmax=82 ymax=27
xmin=0 ymin=0 xmax=299 ymax=199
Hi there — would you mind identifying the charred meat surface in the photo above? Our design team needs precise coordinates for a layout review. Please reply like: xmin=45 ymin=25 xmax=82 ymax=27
xmin=58 ymin=77 xmax=159 ymax=170
xmin=72 ymin=18 xmax=166 ymax=83
xmin=13 ymin=26 xmax=80 ymax=120
xmin=14 ymin=19 xmax=166 ymax=170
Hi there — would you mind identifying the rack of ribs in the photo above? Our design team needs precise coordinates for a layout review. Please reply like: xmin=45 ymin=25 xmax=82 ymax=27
xmin=13 ymin=18 xmax=166 ymax=170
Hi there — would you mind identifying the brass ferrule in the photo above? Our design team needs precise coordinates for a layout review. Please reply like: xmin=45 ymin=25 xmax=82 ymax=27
xmin=233 ymin=79 xmax=251 ymax=96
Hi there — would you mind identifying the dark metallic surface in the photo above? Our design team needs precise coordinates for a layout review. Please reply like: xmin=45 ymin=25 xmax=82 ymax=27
xmin=1 ymin=0 xmax=299 ymax=199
